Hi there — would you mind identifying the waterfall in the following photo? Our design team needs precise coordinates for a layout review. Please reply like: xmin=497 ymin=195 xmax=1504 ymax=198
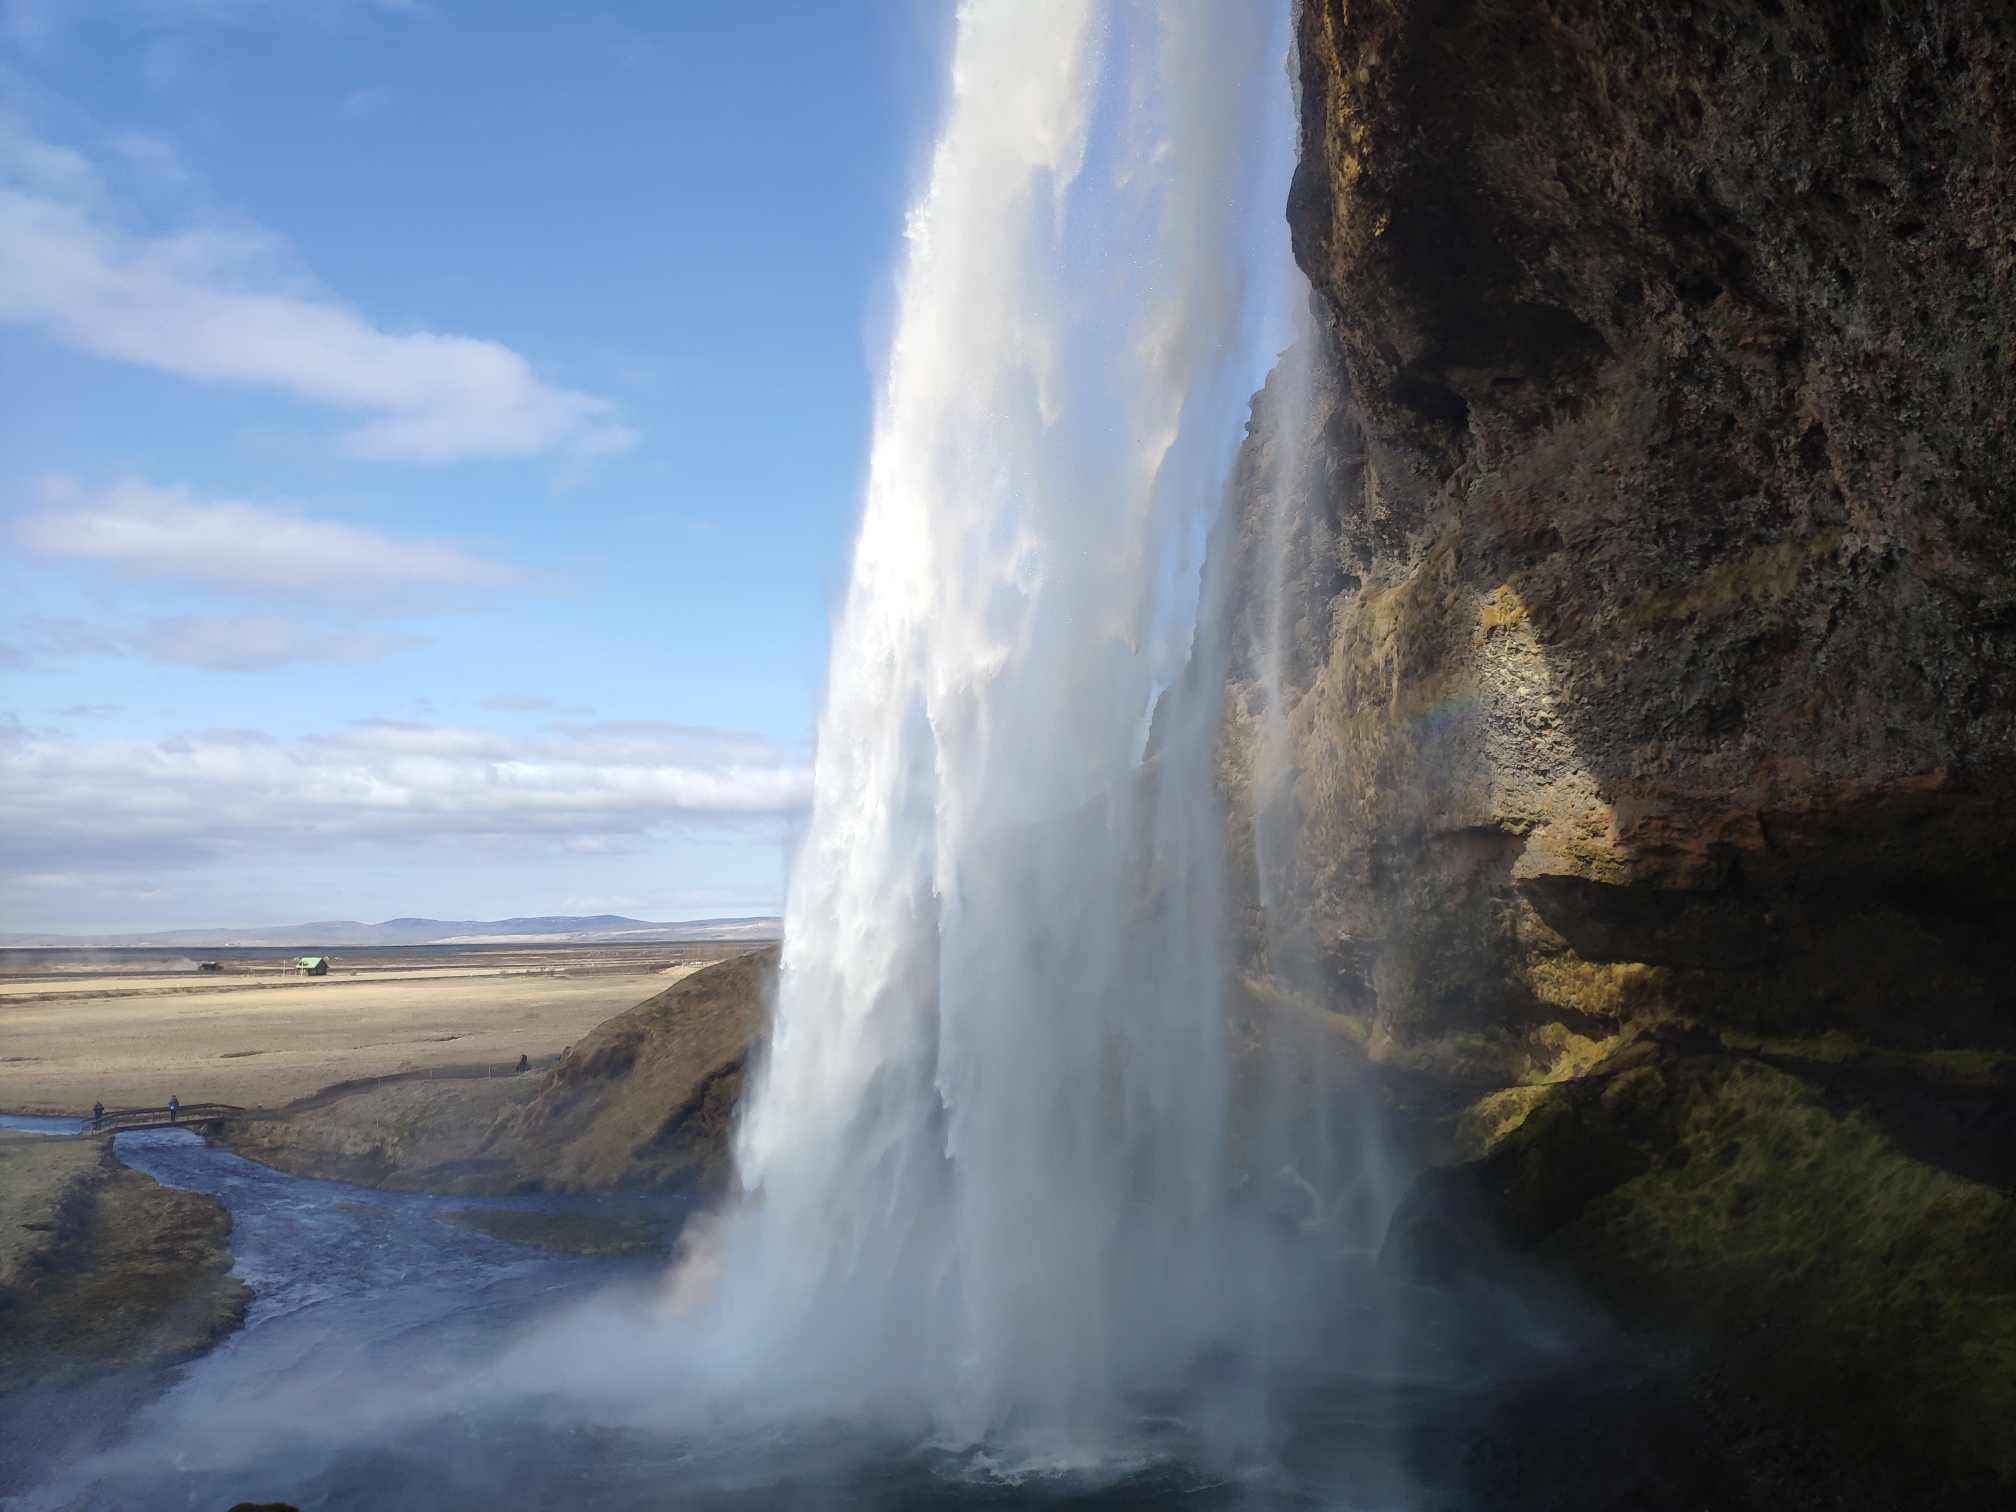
xmin=1236 ymin=297 xmax=1403 ymax=1262
xmin=701 ymin=0 xmax=1302 ymax=1449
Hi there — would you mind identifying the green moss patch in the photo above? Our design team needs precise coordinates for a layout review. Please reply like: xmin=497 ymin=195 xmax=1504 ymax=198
xmin=1475 ymin=1060 xmax=2016 ymax=1497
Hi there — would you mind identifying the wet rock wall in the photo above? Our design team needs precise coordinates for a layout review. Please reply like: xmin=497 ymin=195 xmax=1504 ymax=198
xmin=1219 ymin=0 xmax=2016 ymax=1495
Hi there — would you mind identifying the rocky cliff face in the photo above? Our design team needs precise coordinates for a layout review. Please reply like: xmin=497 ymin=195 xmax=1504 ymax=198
xmin=1223 ymin=0 xmax=2016 ymax=1495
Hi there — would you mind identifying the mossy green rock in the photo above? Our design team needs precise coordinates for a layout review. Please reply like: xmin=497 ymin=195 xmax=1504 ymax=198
xmin=1398 ymin=1059 xmax=2016 ymax=1498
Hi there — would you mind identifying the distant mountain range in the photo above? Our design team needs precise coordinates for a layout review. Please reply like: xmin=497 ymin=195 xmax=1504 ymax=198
xmin=0 ymin=915 xmax=783 ymax=948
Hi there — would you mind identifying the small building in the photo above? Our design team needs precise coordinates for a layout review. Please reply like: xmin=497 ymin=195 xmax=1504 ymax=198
xmin=297 ymin=956 xmax=329 ymax=976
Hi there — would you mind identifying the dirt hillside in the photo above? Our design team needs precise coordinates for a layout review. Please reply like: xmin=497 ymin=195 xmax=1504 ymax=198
xmin=218 ymin=948 xmax=777 ymax=1196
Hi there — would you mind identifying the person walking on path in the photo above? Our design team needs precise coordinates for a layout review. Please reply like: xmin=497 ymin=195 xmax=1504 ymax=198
xmin=168 ymin=1094 xmax=179 ymax=1124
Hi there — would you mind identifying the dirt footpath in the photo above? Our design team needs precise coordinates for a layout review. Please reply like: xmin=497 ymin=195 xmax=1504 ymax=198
xmin=0 ymin=958 xmax=720 ymax=1116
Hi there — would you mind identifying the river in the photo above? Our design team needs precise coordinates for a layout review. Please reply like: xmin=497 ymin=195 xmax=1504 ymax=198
xmin=0 ymin=1128 xmax=1760 ymax=1511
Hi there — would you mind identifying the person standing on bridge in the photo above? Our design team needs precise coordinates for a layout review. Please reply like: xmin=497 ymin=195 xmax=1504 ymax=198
xmin=168 ymin=1094 xmax=179 ymax=1124
xmin=92 ymin=1099 xmax=103 ymax=1130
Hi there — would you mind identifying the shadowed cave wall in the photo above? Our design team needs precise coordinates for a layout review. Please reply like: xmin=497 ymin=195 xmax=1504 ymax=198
xmin=1214 ymin=0 xmax=2016 ymax=1496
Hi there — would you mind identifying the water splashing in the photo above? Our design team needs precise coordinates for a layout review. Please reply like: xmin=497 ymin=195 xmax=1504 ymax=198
xmin=7 ymin=12 xmax=1716 ymax=1509
xmin=707 ymin=0 xmax=1302 ymax=1450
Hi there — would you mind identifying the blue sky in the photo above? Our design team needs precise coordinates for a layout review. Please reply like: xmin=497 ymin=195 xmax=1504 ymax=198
xmin=0 ymin=0 xmax=949 ymax=933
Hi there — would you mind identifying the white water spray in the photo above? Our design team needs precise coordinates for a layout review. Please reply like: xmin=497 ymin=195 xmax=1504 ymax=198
xmin=699 ymin=0 xmax=1303 ymax=1447
xmin=3 ymin=12 xmax=1607 ymax=1507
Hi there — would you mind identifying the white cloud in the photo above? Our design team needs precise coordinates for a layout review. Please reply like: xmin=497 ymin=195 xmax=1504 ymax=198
xmin=1 ymin=615 xmax=122 ymax=665
xmin=15 ymin=476 xmax=527 ymax=605
xmin=1 ymin=610 xmax=426 ymax=671
xmin=339 ymin=85 xmax=391 ymax=117
xmin=0 ymin=719 xmax=812 ymax=875
xmin=137 ymin=615 xmax=428 ymax=671
xmin=104 ymin=131 xmax=193 ymax=186
xmin=6 ymin=476 xmax=539 ymax=669
xmin=0 ymin=138 xmax=635 ymax=461
xmin=6 ymin=1 xmax=426 ymax=59
xmin=481 ymin=694 xmax=553 ymax=711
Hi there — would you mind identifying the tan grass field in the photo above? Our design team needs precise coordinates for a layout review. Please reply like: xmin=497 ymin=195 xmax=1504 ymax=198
xmin=0 ymin=946 xmax=743 ymax=1116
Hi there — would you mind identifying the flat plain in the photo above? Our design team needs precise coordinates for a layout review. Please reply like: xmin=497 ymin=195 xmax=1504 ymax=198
xmin=0 ymin=942 xmax=753 ymax=1116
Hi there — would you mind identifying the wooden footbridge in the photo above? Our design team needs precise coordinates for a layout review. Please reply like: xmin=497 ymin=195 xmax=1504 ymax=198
xmin=88 ymin=1103 xmax=243 ymax=1133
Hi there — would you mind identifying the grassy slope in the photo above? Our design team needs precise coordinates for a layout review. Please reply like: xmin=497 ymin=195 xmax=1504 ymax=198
xmin=474 ymin=944 xmax=775 ymax=1193
xmin=0 ymin=1135 xmax=249 ymax=1389
xmin=216 ymin=947 xmax=777 ymax=1197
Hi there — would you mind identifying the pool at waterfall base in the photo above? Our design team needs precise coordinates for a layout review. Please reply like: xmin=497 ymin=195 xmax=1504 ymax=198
xmin=0 ymin=1130 xmax=1810 ymax=1512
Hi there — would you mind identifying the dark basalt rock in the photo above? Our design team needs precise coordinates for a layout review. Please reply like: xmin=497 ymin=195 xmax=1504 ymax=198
xmin=1219 ymin=0 xmax=2016 ymax=1497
